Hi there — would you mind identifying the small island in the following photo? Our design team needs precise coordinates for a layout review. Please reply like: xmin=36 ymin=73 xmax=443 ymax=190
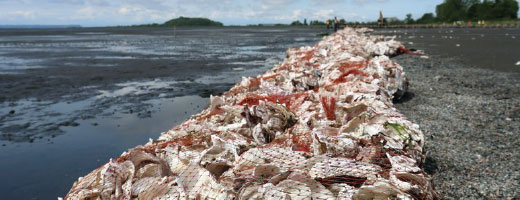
xmin=164 ymin=17 xmax=223 ymax=27
xmin=134 ymin=17 xmax=223 ymax=27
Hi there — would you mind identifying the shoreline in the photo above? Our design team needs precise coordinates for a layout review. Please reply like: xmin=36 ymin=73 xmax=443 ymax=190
xmin=393 ymin=54 xmax=520 ymax=198
xmin=0 ymin=27 xmax=322 ymax=143
xmin=0 ymin=27 xmax=324 ymax=199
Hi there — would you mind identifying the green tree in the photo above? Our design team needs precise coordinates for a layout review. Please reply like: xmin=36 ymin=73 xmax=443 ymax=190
xmin=339 ymin=18 xmax=347 ymax=25
xmin=304 ymin=19 xmax=308 ymax=26
xmin=436 ymin=0 xmax=467 ymax=22
xmin=463 ymin=0 xmax=480 ymax=9
xmin=291 ymin=20 xmax=303 ymax=26
xmin=466 ymin=0 xmax=518 ymax=20
xmin=309 ymin=20 xmax=326 ymax=25
xmin=467 ymin=3 xmax=479 ymax=19
xmin=478 ymin=0 xmax=494 ymax=19
xmin=494 ymin=0 xmax=519 ymax=19
xmin=405 ymin=13 xmax=414 ymax=24
xmin=417 ymin=13 xmax=436 ymax=24
xmin=163 ymin=17 xmax=223 ymax=27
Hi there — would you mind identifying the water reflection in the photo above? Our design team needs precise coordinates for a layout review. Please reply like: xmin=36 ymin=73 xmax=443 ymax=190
xmin=0 ymin=95 xmax=208 ymax=199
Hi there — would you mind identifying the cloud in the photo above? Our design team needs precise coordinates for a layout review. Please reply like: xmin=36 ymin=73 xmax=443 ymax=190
xmin=118 ymin=6 xmax=130 ymax=15
xmin=9 ymin=10 xmax=35 ymax=19
xmin=259 ymin=0 xmax=294 ymax=7
xmin=311 ymin=0 xmax=388 ymax=5
xmin=0 ymin=0 xmax=444 ymax=26
xmin=75 ymin=6 xmax=95 ymax=19
xmin=353 ymin=0 xmax=388 ymax=3
xmin=312 ymin=9 xmax=336 ymax=20
xmin=273 ymin=9 xmax=304 ymax=20
xmin=311 ymin=0 xmax=343 ymax=5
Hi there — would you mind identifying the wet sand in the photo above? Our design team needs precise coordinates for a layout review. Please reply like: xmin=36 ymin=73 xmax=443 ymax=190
xmin=0 ymin=27 xmax=324 ymax=103
xmin=0 ymin=27 xmax=323 ymax=199
xmin=0 ymin=27 xmax=323 ymax=142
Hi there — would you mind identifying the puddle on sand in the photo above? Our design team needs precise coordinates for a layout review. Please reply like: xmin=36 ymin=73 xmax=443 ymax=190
xmin=0 ymin=98 xmax=93 ymax=142
xmin=96 ymin=79 xmax=182 ymax=98
xmin=0 ymin=56 xmax=45 ymax=72
xmin=64 ymin=55 xmax=136 ymax=60
xmin=0 ymin=95 xmax=208 ymax=200
xmin=197 ymin=56 xmax=283 ymax=85
xmin=0 ymin=69 xmax=252 ymax=143
xmin=0 ymin=59 xmax=270 ymax=197
xmin=75 ymin=32 xmax=109 ymax=35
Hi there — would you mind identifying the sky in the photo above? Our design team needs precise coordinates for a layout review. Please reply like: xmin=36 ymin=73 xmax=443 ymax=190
xmin=0 ymin=0 xmax=509 ymax=26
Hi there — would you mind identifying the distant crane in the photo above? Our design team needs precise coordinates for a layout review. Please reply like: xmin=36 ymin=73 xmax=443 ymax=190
xmin=379 ymin=10 xmax=384 ymax=27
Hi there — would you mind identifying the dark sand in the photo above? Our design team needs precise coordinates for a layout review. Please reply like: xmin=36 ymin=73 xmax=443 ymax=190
xmin=375 ymin=28 xmax=520 ymax=73
xmin=382 ymin=28 xmax=520 ymax=199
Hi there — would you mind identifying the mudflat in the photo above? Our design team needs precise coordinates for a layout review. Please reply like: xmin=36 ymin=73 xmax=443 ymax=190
xmin=0 ymin=27 xmax=323 ymax=199
xmin=0 ymin=26 xmax=323 ymax=142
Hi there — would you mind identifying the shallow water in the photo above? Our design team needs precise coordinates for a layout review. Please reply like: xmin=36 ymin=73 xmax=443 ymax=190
xmin=0 ymin=69 xmax=281 ymax=198
xmin=0 ymin=27 xmax=323 ymax=199
xmin=0 ymin=27 xmax=321 ymax=72
xmin=0 ymin=95 xmax=208 ymax=199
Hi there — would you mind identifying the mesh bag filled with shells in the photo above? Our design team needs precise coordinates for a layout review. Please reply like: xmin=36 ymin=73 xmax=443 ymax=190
xmin=65 ymin=28 xmax=439 ymax=200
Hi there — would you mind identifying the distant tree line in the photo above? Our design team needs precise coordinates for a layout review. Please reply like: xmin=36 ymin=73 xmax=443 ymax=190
xmin=288 ymin=0 xmax=518 ymax=27
xmin=290 ymin=18 xmax=346 ymax=26
xmin=131 ymin=1 xmax=518 ymax=29
xmin=164 ymin=17 xmax=223 ymax=26
xmin=436 ymin=0 xmax=518 ymax=22
xmin=375 ymin=0 xmax=518 ymax=25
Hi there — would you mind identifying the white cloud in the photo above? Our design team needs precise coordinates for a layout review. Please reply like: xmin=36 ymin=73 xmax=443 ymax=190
xmin=9 ymin=10 xmax=35 ymax=19
xmin=353 ymin=0 xmax=388 ymax=3
xmin=273 ymin=9 xmax=304 ymax=20
xmin=75 ymin=6 xmax=95 ymax=19
xmin=312 ymin=9 xmax=335 ymax=20
xmin=0 ymin=0 xmax=451 ymax=26
xmin=259 ymin=0 xmax=293 ymax=7
xmin=118 ymin=6 xmax=129 ymax=15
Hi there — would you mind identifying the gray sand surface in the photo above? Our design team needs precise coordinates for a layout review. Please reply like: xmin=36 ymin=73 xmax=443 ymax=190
xmin=385 ymin=28 xmax=520 ymax=199
xmin=394 ymin=54 xmax=520 ymax=199
xmin=376 ymin=28 xmax=520 ymax=73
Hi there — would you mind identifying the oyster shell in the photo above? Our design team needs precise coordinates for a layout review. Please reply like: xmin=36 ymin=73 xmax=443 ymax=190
xmin=65 ymin=28 xmax=438 ymax=200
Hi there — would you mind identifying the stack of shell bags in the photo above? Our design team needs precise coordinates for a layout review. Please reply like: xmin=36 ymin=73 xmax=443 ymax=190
xmin=65 ymin=28 xmax=439 ymax=200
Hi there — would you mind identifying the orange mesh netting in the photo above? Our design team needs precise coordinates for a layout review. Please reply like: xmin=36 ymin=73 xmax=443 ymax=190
xmin=65 ymin=28 xmax=438 ymax=200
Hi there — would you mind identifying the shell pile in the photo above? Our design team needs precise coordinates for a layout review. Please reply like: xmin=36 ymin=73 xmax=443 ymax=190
xmin=66 ymin=28 xmax=439 ymax=200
